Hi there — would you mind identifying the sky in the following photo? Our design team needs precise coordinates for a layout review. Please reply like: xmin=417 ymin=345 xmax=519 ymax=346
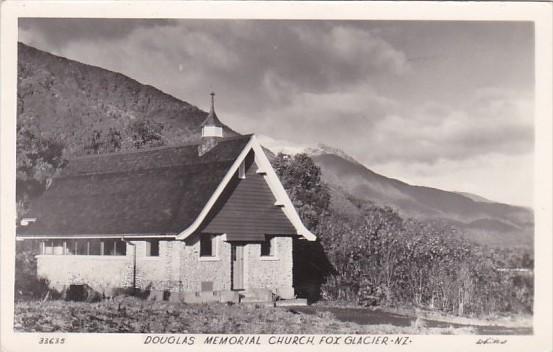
xmin=19 ymin=19 xmax=534 ymax=207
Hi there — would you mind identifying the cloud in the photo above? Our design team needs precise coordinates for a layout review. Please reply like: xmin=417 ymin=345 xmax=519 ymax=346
xmin=250 ymin=83 xmax=533 ymax=169
xmin=18 ymin=19 xmax=534 ymax=206
xmin=292 ymin=24 xmax=410 ymax=78
xmin=250 ymin=83 xmax=397 ymax=148
xmin=19 ymin=20 xmax=411 ymax=109
xmin=18 ymin=19 xmax=175 ymax=50
xmin=256 ymin=135 xmax=309 ymax=155
xmin=372 ymin=152 xmax=534 ymax=207
xmin=366 ymin=93 xmax=533 ymax=164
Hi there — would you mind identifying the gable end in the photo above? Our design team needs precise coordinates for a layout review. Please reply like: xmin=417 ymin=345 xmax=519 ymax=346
xmin=175 ymin=135 xmax=316 ymax=241
xmin=200 ymin=151 xmax=297 ymax=241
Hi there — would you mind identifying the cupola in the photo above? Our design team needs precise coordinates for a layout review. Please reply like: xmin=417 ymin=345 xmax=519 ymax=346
xmin=202 ymin=92 xmax=223 ymax=137
xmin=198 ymin=92 xmax=224 ymax=156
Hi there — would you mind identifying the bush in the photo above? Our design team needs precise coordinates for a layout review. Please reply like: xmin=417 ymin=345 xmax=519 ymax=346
xmin=318 ymin=210 xmax=534 ymax=316
xmin=14 ymin=248 xmax=50 ymax=301
xmin=274 ymin=153 xmax=533 ymax=316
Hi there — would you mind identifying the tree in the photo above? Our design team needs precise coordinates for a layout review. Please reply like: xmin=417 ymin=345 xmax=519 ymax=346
xmin=84 ymin=127 xmax=122 ymax=155
xmin=126 ymin=119 xmax=164 ymax=150
xmin=84 ymin=119 xmax=164 ymax=155
xmin=272 ymin=153 xmax=330 ymax=230
xmin=272 ymin=153 xmax=333 ymax=302
xmin=16 ymin=121 xmax=66 ymax=218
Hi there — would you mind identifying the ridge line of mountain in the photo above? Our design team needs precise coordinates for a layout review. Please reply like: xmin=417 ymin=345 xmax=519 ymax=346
xmin=19 ymin=42 xmax=201 ymax=113
xmin=18 ymin=42 xmax=533 ymax=248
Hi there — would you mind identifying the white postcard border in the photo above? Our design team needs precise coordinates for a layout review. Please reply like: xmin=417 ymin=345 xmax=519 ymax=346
xmin=1 ymin=2 xmax=551 ymax=351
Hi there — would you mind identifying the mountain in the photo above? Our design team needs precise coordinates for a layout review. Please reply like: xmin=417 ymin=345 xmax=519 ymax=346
xmin=17 ymin=42 xmax=238 ymax=156
xmin=18 ymin=43 xmax=533 ymax=248
xmin=305 ymin=144 xmax=361 ymax=165
xmin=455 ymin=192 xmax=494 ymax=203
xmin=307 ymin=148 xmax=533 ymax=248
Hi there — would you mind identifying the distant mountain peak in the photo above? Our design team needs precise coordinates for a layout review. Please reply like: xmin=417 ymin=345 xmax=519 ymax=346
xmin=305 ymin=143 xmax=361 ymax=165
xmin=455 ymin=191 xmax=494 ymax=204
xmin=309 ymin=149 xmax=534 ymax=248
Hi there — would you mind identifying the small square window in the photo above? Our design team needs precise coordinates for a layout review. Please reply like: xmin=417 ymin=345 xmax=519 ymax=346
xmin=261 ymin=237 xmax=275 ymax=257
xmin=104 ymin=239 xmax=116 ymax=255
xmin=115 ymin=240 xmax=127 ymax=256
xmin=200 ymin=235 xmax=216 ymax=257
xmin=89 ymin=240 xmax=102 ymax=255
xmin=42 ymin=241 xmax=53 ymax=255
xmin=146 ymin=240 xmax=160 ymax=256
xmin=76 ymin=240 xmax=88 ymax=255
xmin=65 ymin=240 xmax=75 ymax=255
xmin=51 ymin=239 xmax=65 ymax=255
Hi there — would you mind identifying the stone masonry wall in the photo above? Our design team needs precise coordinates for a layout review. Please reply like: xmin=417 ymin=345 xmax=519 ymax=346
xmin=180 ymin=235 xmax=232 ymax=292
xmin=36 ymin=236 xmax=295 ymax=298
xmin=245 ymin=236 xmax=294 ymax=298
xmin=37 ymin=255 xmax=131 ymax=295
xmin=132 ymin=240 xmax=174 ymax=291
xmin=36 ymin=240 xmax=178 ymax=295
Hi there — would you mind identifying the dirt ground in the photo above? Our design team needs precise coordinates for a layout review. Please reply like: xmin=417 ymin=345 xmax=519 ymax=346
xmin=290 ymin=306 xmax=532 ymax=335
xmin=13 ymin=297 xmax=529 ymax=334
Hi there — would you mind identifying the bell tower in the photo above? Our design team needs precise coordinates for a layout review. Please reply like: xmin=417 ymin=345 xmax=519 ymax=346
xmin=198 ymin=92 xmax=224 ymax=156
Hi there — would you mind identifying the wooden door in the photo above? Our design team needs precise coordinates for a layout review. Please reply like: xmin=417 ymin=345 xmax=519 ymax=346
xmin=231 ymin=244 xmax=245 ymax=290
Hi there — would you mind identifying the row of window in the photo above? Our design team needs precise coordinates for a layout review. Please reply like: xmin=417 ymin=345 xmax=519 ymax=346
xmin=40 ymin=239 xmax=160 ymax=256
xmin=39 ymin=237 xmax=275 ymax=257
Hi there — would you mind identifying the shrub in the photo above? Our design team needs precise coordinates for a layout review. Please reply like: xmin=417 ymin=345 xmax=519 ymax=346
xmin=14 ymin=248 xmax=50 ymax=301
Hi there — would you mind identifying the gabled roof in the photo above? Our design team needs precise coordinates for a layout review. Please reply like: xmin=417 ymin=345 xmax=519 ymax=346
xmin=18 ymin=134 xmax=317 ymax=241
xmin=18 ymin=136 xmax=251 ymax=237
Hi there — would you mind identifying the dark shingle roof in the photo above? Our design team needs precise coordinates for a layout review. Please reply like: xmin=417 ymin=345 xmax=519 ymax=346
xmin=19 ymin=135 xmax=252 ymax=237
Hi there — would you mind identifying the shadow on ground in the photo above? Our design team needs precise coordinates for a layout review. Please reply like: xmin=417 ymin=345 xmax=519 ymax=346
xmin=286 ymin=306 xmax=533 ymax=335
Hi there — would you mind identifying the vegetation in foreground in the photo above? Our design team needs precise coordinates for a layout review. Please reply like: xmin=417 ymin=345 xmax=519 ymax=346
xmin=14 ymin=153 xmax=534 ymax=320
xmin=15 ymin=121 xmax=533 ymax=320
xmin=274 ymin=153 xmax=534 ymax=317
xmin=14 ymin=298 xmax=477 ymax=334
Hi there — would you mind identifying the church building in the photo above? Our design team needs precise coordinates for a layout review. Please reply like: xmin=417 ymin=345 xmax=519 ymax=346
xmin=17 ymin=93 xmax=316 ymax=303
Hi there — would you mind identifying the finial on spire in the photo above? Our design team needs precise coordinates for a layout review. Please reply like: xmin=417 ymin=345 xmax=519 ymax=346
xmin=210 ymin=92 xmax=215 ymax=112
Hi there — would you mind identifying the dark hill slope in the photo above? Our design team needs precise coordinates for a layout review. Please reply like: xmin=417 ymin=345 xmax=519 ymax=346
xmin=310 ymin=152 xmax=533 ymax=247
xmin=17 ymin=42 xmax=238 ymax=156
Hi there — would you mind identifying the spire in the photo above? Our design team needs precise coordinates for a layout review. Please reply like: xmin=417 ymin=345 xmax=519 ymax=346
xmin=203 ymin=91 xmax=223 ymax=128
xmin=199 ymin=92 xmax=224 ymax=156
xmin=210 ymin=91 xmax=215 ymax=113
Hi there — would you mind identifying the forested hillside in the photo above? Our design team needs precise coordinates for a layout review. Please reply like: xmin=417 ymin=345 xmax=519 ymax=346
xmin=17 ymin=43 xmax=238 ymax=214
xmin=18 ymin=42 xmax=237 ymax=155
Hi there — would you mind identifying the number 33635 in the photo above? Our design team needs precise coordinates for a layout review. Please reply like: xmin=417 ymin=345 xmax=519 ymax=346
xmin=38 ymin=337 xmax=65 ymax=344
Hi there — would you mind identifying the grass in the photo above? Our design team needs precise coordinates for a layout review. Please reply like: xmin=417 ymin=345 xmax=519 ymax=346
xmin=311 ymin=300 xmax=533 ymax=329
xmin=14 ymin=297 xmax=478 ymax=334
xmin=379 ymin=305 xmax=533 ymax=328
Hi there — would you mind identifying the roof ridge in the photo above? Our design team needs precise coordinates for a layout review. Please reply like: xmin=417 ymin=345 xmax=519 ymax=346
xmin=57 ymin=160 xmax=234 ymax=179
xmin=66 ymin=134 xmax=253 ymax=161
xmin=67 ymin=143 xmax=198 ymax=161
